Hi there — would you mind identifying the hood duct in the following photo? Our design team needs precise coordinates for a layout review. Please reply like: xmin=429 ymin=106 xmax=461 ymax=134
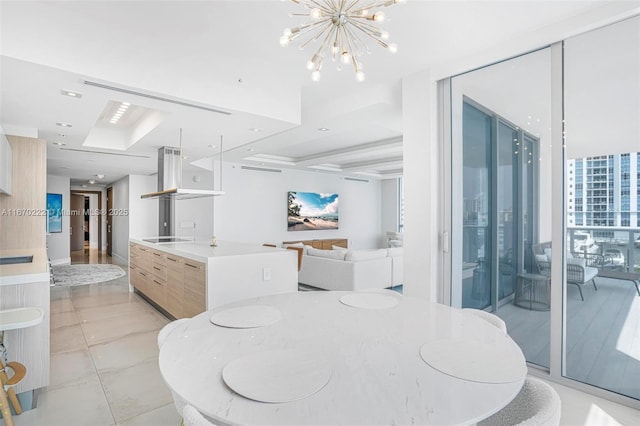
xmin=141 ymin=130 xmax=225 ymax=200
xmin=141 ymin=131 xmax=226 ymax=236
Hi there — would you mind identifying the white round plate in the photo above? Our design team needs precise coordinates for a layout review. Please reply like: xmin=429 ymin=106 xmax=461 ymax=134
xmin=419 ymin=339 xmax=527 ymax=384
xmin=222 ymin=350 xmax=332 ymax=403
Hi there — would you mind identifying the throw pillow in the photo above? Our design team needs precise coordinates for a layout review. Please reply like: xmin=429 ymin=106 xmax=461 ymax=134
xmin=345 ymin=249 xmax=388 ymax=262
xmin=332 ymin=245 xmax=347 ymax=251
xmin=307 ymin=248 xmax=346 ymax=260
xmin=535 ymin=254 xmax=548 ymax=265
xmin=543 ymin=248 xmax=552 ymax=261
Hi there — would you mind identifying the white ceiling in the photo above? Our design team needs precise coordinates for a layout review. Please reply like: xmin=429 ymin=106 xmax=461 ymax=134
xmin=1 ymin=1 xmax=637 ymax=188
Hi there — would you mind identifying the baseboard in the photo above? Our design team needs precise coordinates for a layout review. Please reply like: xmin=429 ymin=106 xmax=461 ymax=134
xmin=50 ymin=257 xmax=71 ymax=266
xmin=111 ymin=252 xmax=128 ymax=265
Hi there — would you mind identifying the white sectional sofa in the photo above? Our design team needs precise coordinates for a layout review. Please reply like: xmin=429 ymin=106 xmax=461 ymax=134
xmin=291 ymin=244 xmax=403 ymax=291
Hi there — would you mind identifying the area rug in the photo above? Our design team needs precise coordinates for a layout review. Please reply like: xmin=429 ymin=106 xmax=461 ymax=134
xmin=52 ymin=264 xmax=125 ymax=287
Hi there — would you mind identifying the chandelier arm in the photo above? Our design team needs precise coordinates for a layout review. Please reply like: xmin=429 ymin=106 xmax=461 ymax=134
xmin=306 ymin=0 xmax=334 ymax=14
xmin=348 ymin=16 xmax=384 ymax=32
xmin=348 ymin=19 xmax=389 ymax=47
xmin=299 ymin=21 xmax=334 ymax=49
xmin=293 ymin=17 xmax=332 ymax=36
xmin=350 ymin=1 xmax=393 ymax=15
xmin=315 ymin=24 xmax=339 ymax=62
xmin=344 ymin=23 xmax=371 ymax=56
xmin=341 ymin=25 xmax=359 ymax=69
xmin=344 ymin=0 xmax=364 ymax=13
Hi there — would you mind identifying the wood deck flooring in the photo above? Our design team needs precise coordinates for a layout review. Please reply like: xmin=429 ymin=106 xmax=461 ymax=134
xmin=497 ymin=276 xmax=640 ymax=400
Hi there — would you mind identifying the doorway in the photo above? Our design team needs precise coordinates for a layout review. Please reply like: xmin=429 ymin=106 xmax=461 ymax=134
xmin=70 ymin=190 xmax=109 ymax=264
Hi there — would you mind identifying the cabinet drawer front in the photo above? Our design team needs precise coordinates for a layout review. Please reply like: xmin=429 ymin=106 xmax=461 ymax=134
xmin=165 ymin=254 xmax=183 ymax=272
xmin=150 ymin=249 xmax=166 ymax=265
xmin=151 ymin=262 xmax=167 ymax=280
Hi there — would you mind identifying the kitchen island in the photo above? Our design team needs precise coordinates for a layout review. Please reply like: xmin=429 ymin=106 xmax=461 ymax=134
xmin=0 ymin=247 xmax=50 ymax=395
xmin=129 ymin=239 xmax=298 ymax=318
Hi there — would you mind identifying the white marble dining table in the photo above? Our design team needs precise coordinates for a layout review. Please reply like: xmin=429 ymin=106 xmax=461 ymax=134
xmin=159 ymin=291 xmax=527 ymax=426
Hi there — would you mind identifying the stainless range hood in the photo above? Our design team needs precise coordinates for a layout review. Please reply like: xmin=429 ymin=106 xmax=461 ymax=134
xmin=141 ymin=146 xmax=225 ymax=200
xmin=142 ymin=142 xmax=225 ymax=236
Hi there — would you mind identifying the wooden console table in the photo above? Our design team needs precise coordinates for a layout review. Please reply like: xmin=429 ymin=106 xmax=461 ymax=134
xmin=283 ymin=238 xmax=348 ymax=250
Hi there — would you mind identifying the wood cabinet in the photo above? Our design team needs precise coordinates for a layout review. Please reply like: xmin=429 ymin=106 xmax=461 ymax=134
xmin=129 ymin=242 xmax=206 ymax=319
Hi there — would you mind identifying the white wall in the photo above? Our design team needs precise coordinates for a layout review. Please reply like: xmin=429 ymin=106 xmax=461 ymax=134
xmin=174 ymin=169 xmax=215 ymax=241
xmin=208 ymin=163 xmax=382 ymax=249
xmin=128 ymin=174 xmax=158 ymax=238
xmin=46 ymin=174 xmax=70 ymax=265
xmin=381 ymin=178 xmax=400 ymax=246
xmin=402 ymin=70 xmax=439 ymax=301
xmin=110 ymin=176 xmax=130 ymax=263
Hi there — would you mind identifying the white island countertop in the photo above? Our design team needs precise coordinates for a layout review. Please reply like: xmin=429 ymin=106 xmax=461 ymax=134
xmin=0 ymin=247 xmax=49 ymax=286
xmin=130 ymin=238 xmax=287 ymax=263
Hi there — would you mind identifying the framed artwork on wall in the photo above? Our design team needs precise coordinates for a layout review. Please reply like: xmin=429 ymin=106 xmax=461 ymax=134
xmin=47 ymin=193 xmax=63 ymax=233
xmin=287 ymin=191 xmax=339 ymax=231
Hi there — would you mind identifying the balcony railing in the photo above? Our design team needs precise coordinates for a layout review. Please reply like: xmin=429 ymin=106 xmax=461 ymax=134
xmin=568 ymin=226 xmax=640 ymax=272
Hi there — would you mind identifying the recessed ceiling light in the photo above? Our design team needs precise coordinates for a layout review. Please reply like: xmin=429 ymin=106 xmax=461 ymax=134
xmin=318 ymin=127 xmax=330 ymax=131
xmin=57 ymin=133 xmax=66 ymax=138
xmin=183 ymin=156 xmax=189 ymax=160
xmin=56 ymin=122 xmax=72 ymax=128
xmin=95 ymin=174 xmax=105 ymax=179
xmin=247 ymin=148 xmax=255 ymax=152
xmin=53 ymin=142 xmax=66 ymax=146
xmin=122 ymin=102 xmax=130 ymax=106
xmin=208 ymin=144 xmax=216 ymax=149
xmin=82 ymin=184 xmax=87 ymax=188
xmin=88 ymin=179 xmax=96 ymax=184
xmin=249 ymin=128 xmax=263 ymax=132
xmin=61 ymin=90 xmax=83 ymax=98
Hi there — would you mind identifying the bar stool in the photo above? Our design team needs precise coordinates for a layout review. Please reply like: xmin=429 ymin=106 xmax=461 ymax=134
xmin=0 ymin=307 xmax=44 ymax=426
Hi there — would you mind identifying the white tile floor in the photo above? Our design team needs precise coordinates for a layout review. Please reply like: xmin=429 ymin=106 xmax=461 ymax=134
xmin=2 ymin=268 xmax=639 ymax=426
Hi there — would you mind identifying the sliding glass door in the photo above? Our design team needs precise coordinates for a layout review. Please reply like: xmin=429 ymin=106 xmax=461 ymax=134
xmin=446 ymin=16 xmax=640 ymax=403
xmin=451 ymin=48 xmax=552 ymax=368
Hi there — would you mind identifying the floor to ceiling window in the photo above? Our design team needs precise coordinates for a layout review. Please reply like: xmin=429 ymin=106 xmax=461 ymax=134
xmin=446 ymin=15 xmax=639 ymax=403
xmin=564 ymin=16 xmax=640 ymax=401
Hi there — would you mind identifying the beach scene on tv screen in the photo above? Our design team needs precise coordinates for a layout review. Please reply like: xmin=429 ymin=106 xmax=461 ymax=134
xmin=288 ymin=191 xmax=339 ymax=231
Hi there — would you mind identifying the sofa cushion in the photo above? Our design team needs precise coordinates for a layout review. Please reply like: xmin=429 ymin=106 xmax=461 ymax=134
xmin=387 ymin=247 xmax=403 ymax=257
xmin=345 ymin=249 xmax=388 ymax=262
xmin=307 ymin=248 xmax=346 ymax=260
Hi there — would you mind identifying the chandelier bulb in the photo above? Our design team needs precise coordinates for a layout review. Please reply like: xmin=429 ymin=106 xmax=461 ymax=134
xmin=306 ymin=60 xmax=315 ymax=70
xmin=310 ymin=8 xmax=322 ymax=19
xmin=284 ymin=28 xmax=292 ymax=36
xmin=373 ymin=12 xmax=385 ymax=22
xmin=341 ymin=52 xmax=351 ymax=64
xmin=311 ymin=70 xmax=321 ymax=82
xmin=280 ymin=35 xmax=291 ymax=47
xmin=355 ymin=70 xmax=366 ymax=82
xmin=388 ymin=43 xmax=398 ymax=54
xmin=381 ymin=30 xmax=389 ymax=40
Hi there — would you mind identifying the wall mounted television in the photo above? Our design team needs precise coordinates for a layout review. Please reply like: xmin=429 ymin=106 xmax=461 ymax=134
xmin=47 ymin=193 xmax=63 ymax=233
xmin=287 ymin=191 xmax=339 ymax=231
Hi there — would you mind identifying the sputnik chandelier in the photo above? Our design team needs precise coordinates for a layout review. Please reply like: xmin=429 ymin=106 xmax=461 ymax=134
xmin=279 ymin=0 xmax=406 ymax=82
